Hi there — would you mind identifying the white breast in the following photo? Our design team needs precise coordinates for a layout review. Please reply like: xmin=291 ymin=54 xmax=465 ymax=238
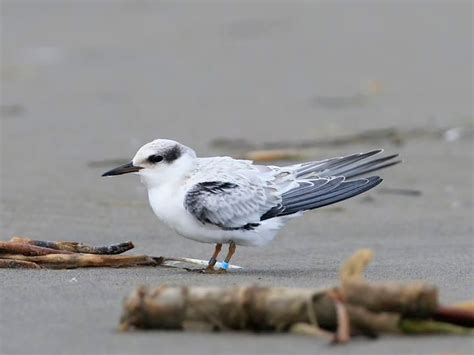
xmin=146 ymin=182 xmax=291 ymax=247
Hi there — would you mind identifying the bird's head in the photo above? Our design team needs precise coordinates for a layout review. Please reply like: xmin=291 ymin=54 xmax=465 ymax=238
xmin=102 ymin=139 xmax=196 ymax=188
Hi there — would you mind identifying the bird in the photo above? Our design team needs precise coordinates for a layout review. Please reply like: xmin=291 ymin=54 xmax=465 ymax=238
xmin=102 ymin=139 xmax=400 ymax=273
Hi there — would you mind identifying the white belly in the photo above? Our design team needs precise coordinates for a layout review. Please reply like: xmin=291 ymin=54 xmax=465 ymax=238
xmin=146 ymin=185 xmax=290 ymax=247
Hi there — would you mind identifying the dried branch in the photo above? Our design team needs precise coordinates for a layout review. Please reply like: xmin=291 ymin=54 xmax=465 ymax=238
xmin=119 ymin=248 xmax=473 ymax=343
xmin=433 ymin=306 xmax=474 ymax=328
xmin=340 ymin=248 xmax=373 ymax=283
xmin=0 ymin=254 xmax=161 ymax=269
xmin=120 ymin=285 xmax=334 ymax=332
xmin=400 ymin=319 xmax=473 ymax=335
xmin=9 ymin=237 xmax=134 ymax=254
xmin=342 ymin=281 xmax=438 ymax=318
xmin=340 ymin=248 xmax=438 ymax=317
xmin=0 ymin=258 xmax=42 ymax=269
xmin=0 ymin=241 xmax=73 ymax=256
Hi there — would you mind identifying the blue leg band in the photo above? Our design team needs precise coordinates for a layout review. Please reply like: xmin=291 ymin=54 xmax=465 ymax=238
xmin=220 ymin=261 xmax=229 ymax=270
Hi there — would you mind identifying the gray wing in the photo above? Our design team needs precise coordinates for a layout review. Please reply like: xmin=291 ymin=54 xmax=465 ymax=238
xmin=184 ymin=180 xmax=280 ymax=230
xmin=260 ymin=150 xmax=399 ymax=220
xmin=261 ymin=176 xmax=382 ymax=220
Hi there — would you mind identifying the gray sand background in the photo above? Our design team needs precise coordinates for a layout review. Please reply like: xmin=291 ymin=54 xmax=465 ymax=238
xmin=1 ymin=1 xmax=473 ymax=354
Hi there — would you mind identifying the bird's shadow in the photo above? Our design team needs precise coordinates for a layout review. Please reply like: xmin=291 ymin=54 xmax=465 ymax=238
xmin=178 ymin=267 xmax=337 ymax=278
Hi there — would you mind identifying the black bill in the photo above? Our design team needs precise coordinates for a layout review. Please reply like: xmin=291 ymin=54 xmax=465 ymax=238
xmin=102 ymin=162 xmax=143 ymax=176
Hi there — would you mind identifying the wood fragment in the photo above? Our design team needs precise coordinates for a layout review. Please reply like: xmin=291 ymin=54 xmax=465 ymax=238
xmin=433 ymin=306 xmax=474 ymax=328
xmin=0 ymin=258 xmax=42 ymax=269
xmin=339 ymin=248 xmax=438 ymax=317
xmin=451 ymin=300 xmax=474 ymax=311
xmin=118 ymin=248 xmax=459 ymax=342
xmin=340 ymin=248 xmax=373 ymax=283
xmin=0 ymin=254 xmax=161 ymax=269
xmin=9 ymin=237 xmax=134 ymax=254
xmin=333 ymin=298 xmax=351 ymax=343
xmin=345 ymin=304 xmax=400 ymax=335
xmin=119 ymin=284 xmax=412 ymax=339
xmin=290 ymin=323 xmax=334 ymax=340
xmin=342 ymin=281 xmax=438 ymax=318
xmin=399 ymin=319 xmax=474 ymax=335
xmin=120 ymin=285 xmax=338 ymax=332
xmin=0 ymin=241 xmax=73 ymax=256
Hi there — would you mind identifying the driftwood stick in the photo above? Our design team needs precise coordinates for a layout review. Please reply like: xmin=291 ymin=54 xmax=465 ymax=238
xmin=345 ymin=304 xmax=400 ymax=335
xmin=333 ymin=299 xmax=350 ymax=343
xmin=399 ymin=319 xmax=474 ymax=335
xmin=118 ymin=249 xmax=461 ymax=340
xmin=120 ymin=285 xmax=335 ymax=332
xmin=9 ymin=237 xmax=134 ymax=255
xmin=433 ymin=306 xmax=474 ymax=328
xmin=342 ymin=281 xmax=438 ymax=317
xmin=120 ymin=284 xmax=468 ymax=338
xmin=340 ymin=248 xmax=373 ymax=283
xmin=0 ymin=258 xmax=42 ymax=269
xmin=340 ymin=249 xmax=438 ymax=317
xmin=290 ymin=323 xmax=334 ymax=340
xmin=0 ymin=241 xmax=73 ymax=256
xmin=0 ymin=254 xmax=161 ymax=269
xmin=119 ymin=285 xmax=423 ymax=337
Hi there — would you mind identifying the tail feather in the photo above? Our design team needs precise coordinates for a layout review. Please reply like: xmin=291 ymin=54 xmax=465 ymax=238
xmin=261 ymin=150 xmax=399 ymax=221
xmin=261 ymin=176 xmax=382 ymax=220
xmin=330 ymin=154 xmax=401 ymax=179
xmin=294 ymin=150 xmax=401 ymax=180
xmin=295 ymin=150 xmax=382 ymax=178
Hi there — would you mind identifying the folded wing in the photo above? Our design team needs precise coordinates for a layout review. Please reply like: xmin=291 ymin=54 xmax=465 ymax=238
xmin=184 ymin=180 xmax=279 ymax=230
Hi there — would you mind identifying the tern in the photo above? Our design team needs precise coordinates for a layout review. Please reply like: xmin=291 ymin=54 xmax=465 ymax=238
xmin=102 ymin=139 xmax=400 ymax=273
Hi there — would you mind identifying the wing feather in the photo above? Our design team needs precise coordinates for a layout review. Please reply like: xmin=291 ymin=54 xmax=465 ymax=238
xmin=184 ymin=180 xmax=279 ymax=230
xmin=185 ymin=150 xmax=399 ymax=227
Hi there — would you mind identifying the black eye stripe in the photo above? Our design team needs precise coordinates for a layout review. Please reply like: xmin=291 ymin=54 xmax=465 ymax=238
xmin=148 ymin=154 xmax=164 ymax=163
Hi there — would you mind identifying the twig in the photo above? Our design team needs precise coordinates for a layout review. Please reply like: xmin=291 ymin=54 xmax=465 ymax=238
xmin=0 ymin=258 xmax=42 ymax=269
xmin=332 ymin=297 xmax=351 ymax=343
xmin=0 ymin=252 xmax=243 ymax=270
xmin=342 ymin=281 xmax=438 ymax=317
xmin=345 ymin=304 xmax=400 ymax=335
xmin=9 ymin=237 xmax=134 ymax=255
xmin=0 ymin=254 xmax=162 ymax=269
xmin=0 ymin=241 xmax=73 ymax=256
xmin=340 ymin=249 xmax=438 ymax=317
xmin=433 ymin=306 xmax=474 ymax=328
xmin=290 ymin=323 xmax=334 ymax=340
xmin=340 ymin=248 xmax=373 ymax=284
xmin=400 ymin=319 xmax=474 ymax=335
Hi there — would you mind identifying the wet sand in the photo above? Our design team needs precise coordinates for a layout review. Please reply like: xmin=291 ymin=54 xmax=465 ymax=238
xmin=1 ymin=1 xmax=473 ymax=354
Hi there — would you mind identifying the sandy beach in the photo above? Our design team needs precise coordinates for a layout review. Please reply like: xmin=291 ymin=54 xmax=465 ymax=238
xmin=1 ymin=1 xmax=473 ymax=353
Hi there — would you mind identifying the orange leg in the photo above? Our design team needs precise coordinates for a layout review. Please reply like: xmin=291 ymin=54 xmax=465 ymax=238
xmin=216 ymin=241 xmax=236 ymax=273
xmin=206 ymin=243 xmax=222 ymax=271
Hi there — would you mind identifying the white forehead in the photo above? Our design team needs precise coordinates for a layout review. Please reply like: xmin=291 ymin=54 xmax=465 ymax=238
xmin=133 ymin=139 xmax=179 ymax=161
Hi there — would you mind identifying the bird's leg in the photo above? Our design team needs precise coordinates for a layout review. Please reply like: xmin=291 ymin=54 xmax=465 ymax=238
xmin=206 ymin=243 xmax=222 ymax=271
xmin=186 ymin=242 xmax=236 ymax=274
xmin=217 ymin=241 xmax=236 ymax=273
xmin=186 ymin=243 xmax=223 ymax=273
